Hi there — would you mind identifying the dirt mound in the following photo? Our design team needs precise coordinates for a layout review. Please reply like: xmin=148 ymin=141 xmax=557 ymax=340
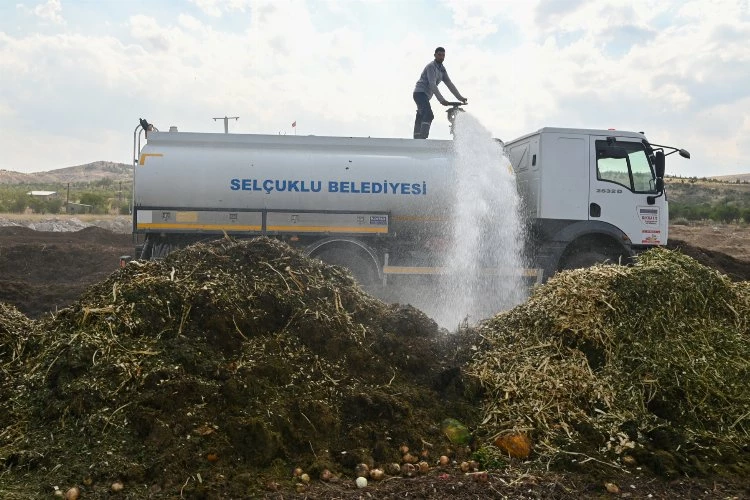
xmin=0 ymin=226 xmax=132 ymax=318
xmin=0 ymin=237 xmax=479 ymax=498
xmin=468 ymin=248 xmax=750 ymax=479
xmin=667 ymin=238 xmax=750 ymax=281
xmin=0 ymin=225 xmax=129 ymax=244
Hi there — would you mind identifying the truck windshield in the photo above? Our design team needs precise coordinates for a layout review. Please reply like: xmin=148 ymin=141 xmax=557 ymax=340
xmin=595 ymin=140 xmax=654 ymax=193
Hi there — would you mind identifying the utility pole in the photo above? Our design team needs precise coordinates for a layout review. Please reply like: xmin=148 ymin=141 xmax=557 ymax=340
xmin=213 ymin=116 xmax=239 ymax=133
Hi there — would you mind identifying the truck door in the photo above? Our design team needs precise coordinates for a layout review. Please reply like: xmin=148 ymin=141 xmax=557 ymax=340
xmin=589 ymin=137 xmax=667 ymax=246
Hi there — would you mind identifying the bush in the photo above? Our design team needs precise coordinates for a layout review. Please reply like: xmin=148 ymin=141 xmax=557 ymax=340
xmin=78 ymin=192 xmax=108 ymax=214
xmin=9 ymin=194 xmax=29 ymax=214
xmin=713 ymin=204 xmax=740 ymax=223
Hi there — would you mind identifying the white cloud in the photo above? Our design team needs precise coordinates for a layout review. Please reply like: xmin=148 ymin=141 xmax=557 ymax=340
xmin=0 ymin=0 xmax=748 ymax=176
xmin=0 ymin=101 xmax=17 ymax=118
xmin=16 ymin=0 xmax=65 ymax=24
xmin=189 ymin=0 xmax=252 ymax=17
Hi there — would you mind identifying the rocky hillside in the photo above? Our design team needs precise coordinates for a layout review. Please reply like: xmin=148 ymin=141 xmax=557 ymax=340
xmin=0 ymin=161 xmax=131 ymax=185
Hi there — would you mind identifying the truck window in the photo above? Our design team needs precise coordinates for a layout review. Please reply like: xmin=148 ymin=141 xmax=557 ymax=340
xmin=595 ymin=141 xmax=655 ymax=193
xmin=509 ymin=142 xmax=529 ymax=171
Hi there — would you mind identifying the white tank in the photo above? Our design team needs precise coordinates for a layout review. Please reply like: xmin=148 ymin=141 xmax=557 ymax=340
xmin=136 ymin=132 xmax=458 ymax=232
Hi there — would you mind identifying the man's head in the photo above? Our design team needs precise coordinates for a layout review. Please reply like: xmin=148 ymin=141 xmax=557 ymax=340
xmin=434 ymin=47 xmax=445 ymax=64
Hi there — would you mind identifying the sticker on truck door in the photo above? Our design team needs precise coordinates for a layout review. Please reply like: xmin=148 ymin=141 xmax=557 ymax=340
xmin=641 ymin=229 xmax=661 ymax=244
xmin=638 ymin=207 xmax=659 ymax=225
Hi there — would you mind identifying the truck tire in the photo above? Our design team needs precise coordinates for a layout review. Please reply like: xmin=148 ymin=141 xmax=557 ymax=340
xmin=314 ymin=247 xmax=378 ymax=287
xmin=559 ymin=249 xmax=618 ymax=271
xmin=140 ymin=235 xmax=175 ymax=260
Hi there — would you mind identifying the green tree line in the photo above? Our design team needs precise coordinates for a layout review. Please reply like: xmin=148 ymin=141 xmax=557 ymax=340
xmin=0 ymin=184 xmax=132 ymax=215
xmin=669 ymin=201 xmax=750 ymax=223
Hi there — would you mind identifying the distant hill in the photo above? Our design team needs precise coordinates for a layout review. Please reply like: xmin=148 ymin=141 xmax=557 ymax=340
xmin=667 ymin=173 xmax=750 ymax=183
xmin=710 ymin=173 xmax=750 ymax=183
xmin=0 ymin=161 xmax=132 ymax=185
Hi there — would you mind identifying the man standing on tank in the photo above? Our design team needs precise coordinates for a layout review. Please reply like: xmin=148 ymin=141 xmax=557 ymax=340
xmin=413 ymin=47 xmax=467 ymax=139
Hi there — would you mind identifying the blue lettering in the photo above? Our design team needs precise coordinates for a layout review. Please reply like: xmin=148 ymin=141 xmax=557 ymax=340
xmin=235 ymin=178 xmax=426 ymax=195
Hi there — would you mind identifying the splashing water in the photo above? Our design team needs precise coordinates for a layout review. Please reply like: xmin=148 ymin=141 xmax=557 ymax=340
xmin=432 ymin=112 xmax=528 ymax=328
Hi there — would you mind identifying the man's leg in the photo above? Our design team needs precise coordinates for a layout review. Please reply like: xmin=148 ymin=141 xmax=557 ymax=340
xmin=419 ymin=121 xmax=431 ymax=139
xmin=413 ymin=92 xmax=434 ymax=139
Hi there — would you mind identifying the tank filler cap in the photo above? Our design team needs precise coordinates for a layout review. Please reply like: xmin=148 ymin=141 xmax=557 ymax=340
xmin=169 ymin=126 xmax=178 ymax=132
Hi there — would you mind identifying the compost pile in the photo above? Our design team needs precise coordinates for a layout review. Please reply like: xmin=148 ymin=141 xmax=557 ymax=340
xmin=2 ymin=239 xmax=749 ymax=498
xmin=0 ymin=237 xmax=478 ymax=498
xmin=467 ymin=248 xmax=750 ymax=478
xmin=0 ymin=303 xmax=39 ymax=438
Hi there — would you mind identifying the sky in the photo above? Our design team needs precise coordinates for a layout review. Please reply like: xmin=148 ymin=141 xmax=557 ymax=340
xmin=1 ymin=0 xmax=748 ymax=177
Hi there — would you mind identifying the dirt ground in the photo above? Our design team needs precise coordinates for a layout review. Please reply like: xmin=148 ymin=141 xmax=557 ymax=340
xmin=0 ymin=226 xmax=133 ymax=318
xmin=669 ymin=224 xmax=750 ymax=263
xmin=0 ymin=220 xmax=748 ymax=499
xmin=668 ymin=223 xmax=750 ymax=281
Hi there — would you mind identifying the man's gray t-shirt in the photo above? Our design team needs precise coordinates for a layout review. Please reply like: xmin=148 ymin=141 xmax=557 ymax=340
xmin=413 ymin=61 xmax=464 ymax=102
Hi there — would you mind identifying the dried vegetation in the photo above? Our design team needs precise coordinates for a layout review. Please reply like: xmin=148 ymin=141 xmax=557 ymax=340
xmin=468 ymin=248 xmax=750 ymax=477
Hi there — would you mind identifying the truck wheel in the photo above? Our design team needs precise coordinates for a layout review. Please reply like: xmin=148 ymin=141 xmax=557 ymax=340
xmin=141 ymin=236 xmax=174 ymax=260
xmin=314 ymin=247 xmax=378 ymax=287
xmin=559 ymin=249 xmax=617 ymax=271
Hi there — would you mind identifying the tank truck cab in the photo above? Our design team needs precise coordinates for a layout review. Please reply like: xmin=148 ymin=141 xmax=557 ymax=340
xmin=504 ymin=128 xmax=689 ymax=277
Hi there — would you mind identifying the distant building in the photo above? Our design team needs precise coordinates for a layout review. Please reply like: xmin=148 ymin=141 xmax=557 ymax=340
xmin=66 ymin=202 xmax=93 ymax=214
xmin=27 ymin=190 xmax=57 ymax=197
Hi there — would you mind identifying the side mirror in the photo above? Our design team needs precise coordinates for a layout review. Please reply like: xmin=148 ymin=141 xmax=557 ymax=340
xmin=654 ymin=150 xmax=665 ymax=178
xmin=679 ymin=149 xmax=691 ymax=159
xmin=655 ymin=177 xmax=664 ymax=193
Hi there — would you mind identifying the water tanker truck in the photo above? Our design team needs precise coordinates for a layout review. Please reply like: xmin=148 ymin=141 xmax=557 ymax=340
xmin=131 ymin=114 xmax=689 ymax=283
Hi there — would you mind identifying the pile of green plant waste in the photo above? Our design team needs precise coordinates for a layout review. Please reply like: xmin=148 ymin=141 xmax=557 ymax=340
xmin=0 ymin=237 xmax=479 ymax=498
xmin=0 ymin=303 xmax=39 ymax=456
xmin=467 ymin=248 xmax=750 ymax=478
xmin=1 ymin=239 xmax=748 ymax=498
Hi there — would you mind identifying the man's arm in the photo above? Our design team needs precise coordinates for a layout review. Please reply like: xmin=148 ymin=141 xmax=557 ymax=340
xmin=443 ymin=73 xmax=467 ymax=103
xmin=427 ymin=64 xmax=449 ymax=104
